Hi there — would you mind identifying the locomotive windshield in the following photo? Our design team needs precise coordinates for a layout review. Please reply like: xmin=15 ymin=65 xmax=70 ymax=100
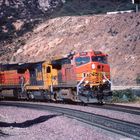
xmin=92 ymin=56 xmax=107 ymax=64
xmin=75 ymin=56 xmax=90 ymax=66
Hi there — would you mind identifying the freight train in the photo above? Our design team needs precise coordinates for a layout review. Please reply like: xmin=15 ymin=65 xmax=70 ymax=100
xmin=0 ymin=50 xmax=112 ymax=103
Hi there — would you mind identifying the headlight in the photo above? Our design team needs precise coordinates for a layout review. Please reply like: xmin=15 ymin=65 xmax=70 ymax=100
xmin=91 ymin=64 xmax=96 ymax=69
xmin=85 ymin=80 xmax=89 ymax=84
xmin=103 ymin=79 xmax=106 ymax=83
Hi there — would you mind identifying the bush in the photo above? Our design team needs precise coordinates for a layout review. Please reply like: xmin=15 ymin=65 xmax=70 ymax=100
xmin=111 ymin=89 xmax=136 ymax=103
xmin=136 ymin=74 xmax=140 ymax=85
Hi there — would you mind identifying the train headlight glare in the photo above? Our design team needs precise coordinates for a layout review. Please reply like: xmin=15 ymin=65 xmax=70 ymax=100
xmin=92 ymin=64 xmax=95 ymax=69
xmin=85 ymin=80 xmax=89 ymax=84
xmin=103 ymin=79 xmax=106 ymax=83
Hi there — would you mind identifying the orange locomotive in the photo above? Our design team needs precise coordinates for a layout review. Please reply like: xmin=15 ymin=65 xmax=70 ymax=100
xmin=74 ymin=50 xmax=111 ymax=103
xmin=0 ymin=50 xmax=112 ymax=103
xmin=0 ymin=64 xmax=30 ymax=98
xmin=56 ymin=50 xmax=112 ymax=103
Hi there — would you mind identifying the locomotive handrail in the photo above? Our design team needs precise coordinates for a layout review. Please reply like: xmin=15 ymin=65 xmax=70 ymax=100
xmin=76 ymin=76 xmax=87 ymax=95
xmin=102 ymin=72 xmax=112 ymax=84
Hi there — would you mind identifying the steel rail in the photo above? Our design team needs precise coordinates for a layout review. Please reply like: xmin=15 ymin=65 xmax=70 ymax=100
xmin=87 ymin=103 xmax=140 ymax=115
xmin=0 ymin=101 xmax=140 ymax=140
xmin=1 ymin=98 xmax=140 ymax=115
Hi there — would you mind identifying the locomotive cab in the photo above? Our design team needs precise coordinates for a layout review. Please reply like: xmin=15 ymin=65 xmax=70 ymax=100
xmin=72 ymin=50 xmax=112 ymax=103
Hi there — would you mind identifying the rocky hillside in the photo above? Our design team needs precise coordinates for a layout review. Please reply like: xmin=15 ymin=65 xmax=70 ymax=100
xmin=0 ymin=0 xmax=139 ymax=86
xmin=0 ymin=0 xmax=134 ymax=43
xmin=0 ymin=0 xmax=64 ymax=42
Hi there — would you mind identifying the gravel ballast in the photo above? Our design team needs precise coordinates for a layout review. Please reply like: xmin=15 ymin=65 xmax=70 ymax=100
xmin=0 ymin=106 xmax=132 ymax=140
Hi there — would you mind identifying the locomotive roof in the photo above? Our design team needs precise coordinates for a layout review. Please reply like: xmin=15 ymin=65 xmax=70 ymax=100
xmin=74 ymin=50 xmax=108 ymax=57
xmin=1 ymin=61 xmax=45 ymax=70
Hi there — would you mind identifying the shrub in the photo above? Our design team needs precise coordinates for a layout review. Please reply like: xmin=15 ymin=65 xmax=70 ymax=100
xmin=136 ymin=74 xmax=140 ymax=85
xmin=111 ymin=89 xmax=136 ymax=103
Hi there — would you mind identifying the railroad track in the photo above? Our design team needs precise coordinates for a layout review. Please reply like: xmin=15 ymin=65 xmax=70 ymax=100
xmin=88 ymin=103 xmax=140 ymax=115
xmin=1 ymin=97 xmax=140 ymax=115
xmin=0 ymin=101 xmax=140 ymax=140
xmin=1 ymin=98 xmax=140 ymax=115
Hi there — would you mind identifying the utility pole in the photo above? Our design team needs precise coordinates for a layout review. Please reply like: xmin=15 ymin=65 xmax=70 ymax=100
xmin=132 ymin=0 xmax=140 ymax=12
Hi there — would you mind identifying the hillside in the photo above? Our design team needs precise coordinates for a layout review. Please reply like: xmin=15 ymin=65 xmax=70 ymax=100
xmin=0 ymin=0 xmax=139 ymax=86
xmin=0 ymin=0 xmax=134 ymax=44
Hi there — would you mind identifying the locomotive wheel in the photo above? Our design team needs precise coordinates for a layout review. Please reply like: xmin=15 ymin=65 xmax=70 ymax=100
xmin=53 ymin=92 xmax=57 ymax=101
xmin=72 ymin=90 xmax=78 ymax=101
xmin=53 ymin=91 xmax=61 ymax=101
xmin=0 ymin=90 xmax=4 ymax=100
xmin=27 ymin=92 xmax=35 ymax=100
xmin=30 ymin=94 xmax=35 ymax=99
xmin=13 ymin=89 xmax=19 ymax=99
xmin=97 ymin=93 xmax=103 ymax=105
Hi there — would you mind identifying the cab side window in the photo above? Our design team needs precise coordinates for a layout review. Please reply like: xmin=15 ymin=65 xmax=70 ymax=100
xmin=46 ymin=66 xmax=51 ymax=73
